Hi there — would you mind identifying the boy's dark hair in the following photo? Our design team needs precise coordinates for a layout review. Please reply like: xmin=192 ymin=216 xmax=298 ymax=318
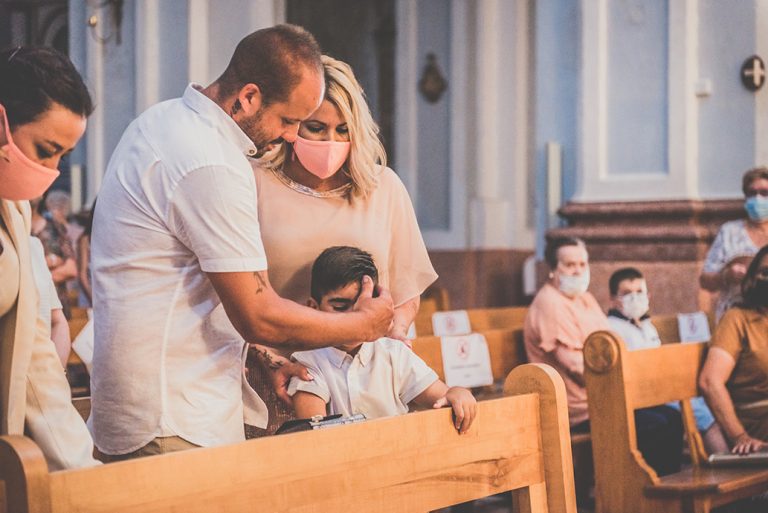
xmin=216 ymin=24 xmax=322 ymax=106
xmin=310 ymin=246 xmax=378 ymax=302
xmin=544 ymin=236 xmax=585 ymax=270
xmin=609 ymin=267 xmax=644 ymax=296
xmin=0 ymin=46 xmax=94 ymax=128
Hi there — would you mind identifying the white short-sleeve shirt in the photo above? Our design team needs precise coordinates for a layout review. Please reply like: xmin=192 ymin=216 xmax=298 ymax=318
xmin=90 ymin=84 xmax=268 ymax=454
xmin=607 ymin=313 xmax=662 ymax=351
xmin=288 ymin=338 xmax=438 ymax=419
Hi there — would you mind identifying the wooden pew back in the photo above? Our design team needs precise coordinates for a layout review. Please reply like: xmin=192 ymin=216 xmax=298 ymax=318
xmin=584 ymin=332 xmax=768 ymax=513
xmin=414 ymin=306 xmax=529 ymax=338
xmin=0 ymin=364 xmax=576 ymax=513
xmin=412 ymin=328 xmax=526 ymax=382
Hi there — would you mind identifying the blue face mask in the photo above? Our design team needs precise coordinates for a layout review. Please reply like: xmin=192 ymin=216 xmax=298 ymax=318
xmin=745 ymin=196 xmax=768 ymax=221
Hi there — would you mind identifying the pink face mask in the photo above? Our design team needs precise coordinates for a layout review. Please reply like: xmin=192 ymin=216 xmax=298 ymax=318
xmin=293 ymin=135 xmax=351 ymax=180
xmin=0 ymin=104 xmax=60 ymax=201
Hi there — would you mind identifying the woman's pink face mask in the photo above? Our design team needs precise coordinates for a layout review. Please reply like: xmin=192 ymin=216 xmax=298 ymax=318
xmin=0 ymin=104 xmax=60 ymax=201
xmin=293 ymin=135 xmax=351 ymax=180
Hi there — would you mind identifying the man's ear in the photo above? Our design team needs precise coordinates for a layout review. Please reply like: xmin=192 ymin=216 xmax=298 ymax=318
xmin=237 ymin=83 xmax=263 ymax=116
xmin=307 ymin=298 xmax=319 ymax=310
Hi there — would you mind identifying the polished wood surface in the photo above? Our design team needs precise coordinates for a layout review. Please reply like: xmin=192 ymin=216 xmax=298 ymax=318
xmin=0 ymin=364 xmax=576 ymax=513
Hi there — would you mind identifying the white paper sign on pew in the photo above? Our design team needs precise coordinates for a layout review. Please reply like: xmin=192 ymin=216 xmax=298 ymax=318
xmin=440 ymin=333 xmax=494 ymax=388
xmin=677 ymin=312 xmax=712 ymax=343
xmin=432 ymin=310 xmax=472 ymax=337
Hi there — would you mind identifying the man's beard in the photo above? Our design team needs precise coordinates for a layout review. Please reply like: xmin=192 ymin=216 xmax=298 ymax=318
xmin=239 ymin=107 xmax=282 ymax=156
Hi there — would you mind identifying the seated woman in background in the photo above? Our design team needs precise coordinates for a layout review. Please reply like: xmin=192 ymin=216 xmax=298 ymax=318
xmin=700 ymin=244 xmax=768 ymax=454
xmin=700 ymin=167 xmax=768 ymax=321
xmin=525 ymin=236 xmax=683 ymax=476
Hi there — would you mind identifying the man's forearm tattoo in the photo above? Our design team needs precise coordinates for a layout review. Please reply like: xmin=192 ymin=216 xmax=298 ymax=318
xmin=254 ymin=272 xmax=267 ymax=295
xmin=254 ymin=346 xmax=285 ymax=371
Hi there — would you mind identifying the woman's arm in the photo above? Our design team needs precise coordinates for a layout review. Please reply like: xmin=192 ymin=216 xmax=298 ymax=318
xmin=699 ymin=346 xmax=766 ymax=454
xmin=388 ymin=296 xmax=420 ymax=341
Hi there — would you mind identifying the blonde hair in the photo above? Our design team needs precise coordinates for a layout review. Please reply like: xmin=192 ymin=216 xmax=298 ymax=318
xmin=259 ymin=55 xmax=386 ymax=200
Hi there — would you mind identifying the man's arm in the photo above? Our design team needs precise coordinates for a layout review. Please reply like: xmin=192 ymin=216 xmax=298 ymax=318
xmin=207 ymin=271 xmax=393 ymax=351
xmin=292 ymin=391 xmax=327 ymax=419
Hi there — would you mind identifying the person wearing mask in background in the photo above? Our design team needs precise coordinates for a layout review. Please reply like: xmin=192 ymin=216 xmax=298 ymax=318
xmin=607 ymin=267 xmax=728 ymax=454
xmin=700 ymin=167 xmax=768 ymax=320
xmin=524 ymin=237 xmax=683 ymax=476
xmin=0 ymin=45 xmax=99 ymax=469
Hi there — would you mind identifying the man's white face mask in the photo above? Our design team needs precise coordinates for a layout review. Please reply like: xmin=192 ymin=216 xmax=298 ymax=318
xmin=620 ymin=291 xmax=650 ymax=320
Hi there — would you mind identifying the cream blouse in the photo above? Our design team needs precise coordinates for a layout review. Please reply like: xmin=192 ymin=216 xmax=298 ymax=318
xmin=254 ymin=165 xmax=437 ymax=307
xmin=0 ymin=225 xmax=20 ymax=318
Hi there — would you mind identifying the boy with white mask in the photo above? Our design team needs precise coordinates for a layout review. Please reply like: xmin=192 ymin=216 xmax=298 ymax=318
xmin=607 ymin=268 xmax=728 ymax=453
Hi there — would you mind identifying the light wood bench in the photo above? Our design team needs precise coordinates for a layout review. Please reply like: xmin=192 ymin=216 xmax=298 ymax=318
xmin=0 ymin=364 xmax=576 ymax=513
xmin=584 ymin=331 xmax=768 ymax=513
xmin=414 ymin=306 xmax=529 ymax=338
xmin=412 ymin=328 xmax=593 ymax=500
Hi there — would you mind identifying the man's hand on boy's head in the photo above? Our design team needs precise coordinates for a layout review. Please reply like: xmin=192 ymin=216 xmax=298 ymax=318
xmin=432 ymin=387 xmax=477 ymax=435
xmin=352 ymin=275 xmax=394 ymax=341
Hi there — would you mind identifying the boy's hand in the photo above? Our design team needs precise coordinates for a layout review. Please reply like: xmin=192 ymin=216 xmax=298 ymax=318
xmin=432 ymin=387 xmax=477 ymax=434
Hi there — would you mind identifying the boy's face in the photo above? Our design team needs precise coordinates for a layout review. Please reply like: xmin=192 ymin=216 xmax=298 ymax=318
xmin=308 ymin=280 xmax=364 ymax=352
xmin=611 ymin=278 xmax=648 ymax=310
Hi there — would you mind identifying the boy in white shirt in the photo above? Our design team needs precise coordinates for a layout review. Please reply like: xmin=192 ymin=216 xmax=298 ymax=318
xmin=288 ymin=246 xmax=477 ymax=433
xmin=606 ymin=267 xmax=728 ymax=453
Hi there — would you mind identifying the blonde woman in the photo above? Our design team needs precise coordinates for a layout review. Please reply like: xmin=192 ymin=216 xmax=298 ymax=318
xmin=256 ymin=55 xmax=436 ymax=342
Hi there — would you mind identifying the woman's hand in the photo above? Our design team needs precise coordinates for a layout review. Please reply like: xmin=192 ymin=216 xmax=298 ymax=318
xmin=731 ymin=432 xmax=767 ymax=455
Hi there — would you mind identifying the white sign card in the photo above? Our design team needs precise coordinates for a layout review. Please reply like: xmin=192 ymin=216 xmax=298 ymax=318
xmin=677 ymin=312 xmax=712 ymax=343
xmin=71 ymin=315 xmax=94 ymax=375
xmin=440 ymin=333 xmax=494 ymax=388
xmin=432 ymin=310 xmax=472 ymax=337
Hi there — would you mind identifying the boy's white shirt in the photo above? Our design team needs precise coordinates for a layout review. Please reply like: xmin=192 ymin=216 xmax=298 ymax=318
xmin=606 ymin=315 xmax=662 ymax=350
xmin=288 ymin=337 xmax=438 ymax=419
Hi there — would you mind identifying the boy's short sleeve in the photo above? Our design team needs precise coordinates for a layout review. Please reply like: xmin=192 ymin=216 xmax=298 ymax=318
xmin=389 ymin=341 xmax=439 ymax=405
xmin=287 ymin=351 xmax=331 ymax=404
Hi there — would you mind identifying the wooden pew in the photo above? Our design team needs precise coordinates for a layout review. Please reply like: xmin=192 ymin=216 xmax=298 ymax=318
xmin=414 ymin=306 xmax=529 ymax=338
xmin=584 ymin=331 xmax=768 ymax=513
xmin=0 ymin=364 xmax=577 ymax=513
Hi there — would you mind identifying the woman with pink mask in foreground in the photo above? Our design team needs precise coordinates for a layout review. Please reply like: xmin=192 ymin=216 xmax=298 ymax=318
xmin=0 ymin=46 xmax=99 ymax=469
xmin=255 ymin=56 xmax=437 ymax=343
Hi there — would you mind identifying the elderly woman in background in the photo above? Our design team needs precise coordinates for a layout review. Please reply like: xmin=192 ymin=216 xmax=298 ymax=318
xmin=0 ymin=46 xmax=98 ymax=468
xmin=700 ymin=167 xmax=768 ymax=320
xmin=255 ymin=55 xmax=436 ymax=341
xmin=700 ymin=244 xmax=768 ymax=454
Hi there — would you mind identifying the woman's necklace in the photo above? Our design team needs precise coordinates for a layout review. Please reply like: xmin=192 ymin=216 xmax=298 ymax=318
xmin=271 ymin=168 xmax=352 ymax=198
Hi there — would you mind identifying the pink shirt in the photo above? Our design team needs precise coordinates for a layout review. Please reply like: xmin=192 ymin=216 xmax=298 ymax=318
xmin=524 ymin=283 xmax=609 ymax=426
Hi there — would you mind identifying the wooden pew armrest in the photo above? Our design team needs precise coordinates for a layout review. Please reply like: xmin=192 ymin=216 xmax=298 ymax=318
xmin=644 ymin=466 xmax=768 ymax=498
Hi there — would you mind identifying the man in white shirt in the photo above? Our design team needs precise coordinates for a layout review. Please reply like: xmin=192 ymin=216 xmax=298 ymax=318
xmin=90 ymin=25 xmax=394 ymax=460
